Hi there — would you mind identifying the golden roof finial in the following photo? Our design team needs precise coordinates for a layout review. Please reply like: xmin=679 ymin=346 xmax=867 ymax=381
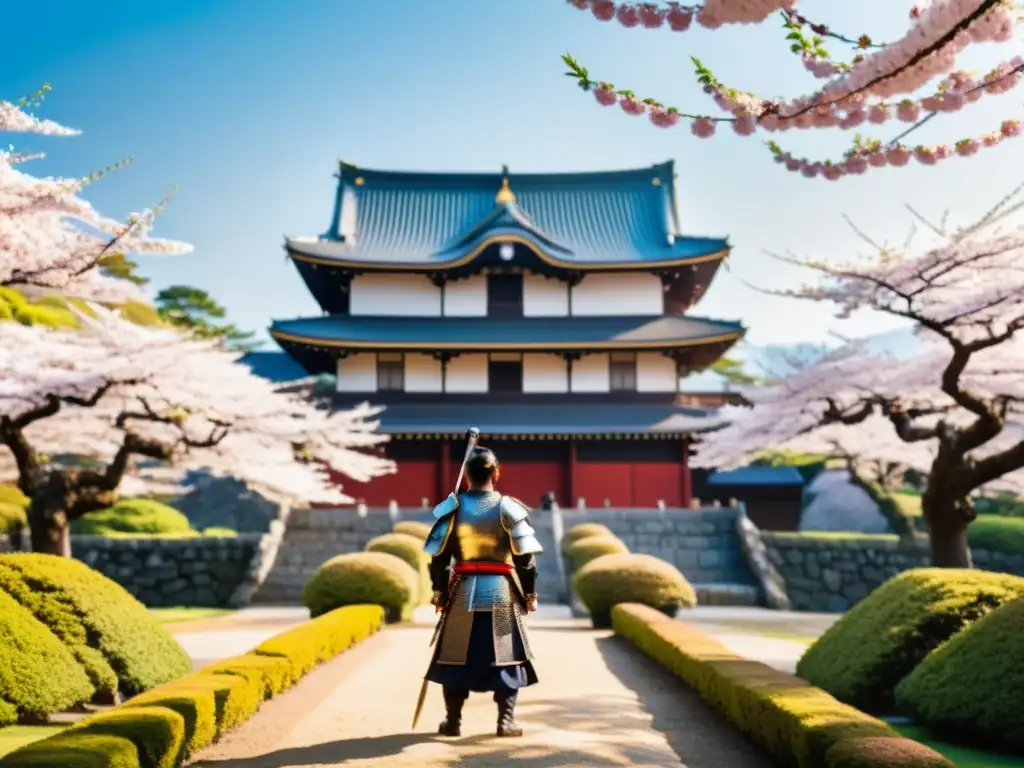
xmin=495 ymin=165 xmax=516 ymax=204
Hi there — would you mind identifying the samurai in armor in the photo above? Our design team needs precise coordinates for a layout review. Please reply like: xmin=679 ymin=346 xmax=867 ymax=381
xmin=423 ymin=446 xmax=542 ymax=738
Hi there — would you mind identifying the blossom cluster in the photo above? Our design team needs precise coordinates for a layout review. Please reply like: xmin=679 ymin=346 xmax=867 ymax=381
xmin=0 ymin=306 xmax=395 ymax=503
xmin=697 ymin=196 xmax=1024 ymax=492
xmin=1 ymin=99 xmax=191 ymax=303
xmin=566 ymin=0 xmax=1024 ymax=180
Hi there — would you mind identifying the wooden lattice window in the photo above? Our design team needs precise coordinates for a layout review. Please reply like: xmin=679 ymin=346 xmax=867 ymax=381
xmin=609 ymin=351 xmax=637 ymax=392
xmin=377 ymin=353 xmax=405 ymax=391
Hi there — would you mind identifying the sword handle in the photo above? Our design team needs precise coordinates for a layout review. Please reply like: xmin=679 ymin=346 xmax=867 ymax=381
xmin=453 ymin=427 xmax=480 ymax=494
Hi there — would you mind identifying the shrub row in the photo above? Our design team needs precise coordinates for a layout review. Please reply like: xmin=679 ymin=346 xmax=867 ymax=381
xmin=3 ymin=604 xmax=385 ymax=767
xmin=612 ymin=603 xmax=953 ymax=768
xmin=796 ymin=568 xmax=1024 ymax=712
xmin=0 ymin=554 xmax=191 ymax=719
xmin=563 ymin=523 xmax=697 ymax=628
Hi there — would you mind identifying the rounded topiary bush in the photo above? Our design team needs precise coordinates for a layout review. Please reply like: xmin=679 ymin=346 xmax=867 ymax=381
xmin=895 ymin=597 xmax=1024 ymax=753
xmin=796 ymin=567 xmax=1024 ymax=713
xmin=366 ymin=532 xmax=431 ymax=604
xmin=0 ymin=554 xmax=192 ymax=700
xmin=0 ymin=589 xmax=94 ymax=724
xmin=392 ymin=521 xmax=432 ymax=540
xmin=566 ymin=535 xmax=629 ymax=572
xmin=562 ymin=523 xmax=615 ymax=553
xmin=303 ymin=551 xmax=418 ymax=623
xmin=573 ymin=553 xmax=697 ymax=628
xmin=0 ymin=484 xmax=29 ymax=536
xmin=70 ymin=498 xmax=193 ymax=536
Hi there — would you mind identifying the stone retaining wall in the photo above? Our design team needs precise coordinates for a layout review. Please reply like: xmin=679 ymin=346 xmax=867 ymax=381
xmin=73 ymin=535 xmax=262 ymax=608
xmin=761 ymin=532 xmax=1024 ymax=612
xmin=558 ymin=506 xmax=759 ymax=588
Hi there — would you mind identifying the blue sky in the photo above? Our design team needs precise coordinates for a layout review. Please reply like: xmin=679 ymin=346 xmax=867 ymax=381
xmin=3 ymin=0 xmax=1021 ymax=348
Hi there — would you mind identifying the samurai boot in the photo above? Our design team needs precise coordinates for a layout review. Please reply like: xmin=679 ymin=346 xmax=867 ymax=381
xmin=495 ymin=691 xmax=523 ymax=737
xmin=438 ymin=686 xmax=468 ymax=737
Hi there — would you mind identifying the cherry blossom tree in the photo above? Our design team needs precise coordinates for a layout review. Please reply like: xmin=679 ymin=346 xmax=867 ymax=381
xmin=562 ymin=0 xmax=1023 ymax=181
xmin=0 ymin=307 xmax=394 ymax=555
xmin=1 ymin=87 xmax=190 ymax=303
xmin=1 ymin=89 xmax=395 ymax=554
xmin=695 ymin=190 xmax=1024 ymax=566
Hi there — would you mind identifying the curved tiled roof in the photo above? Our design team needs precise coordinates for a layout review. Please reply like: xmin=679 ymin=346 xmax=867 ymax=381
xmin=285 ymin=161 xmax=728 ymax=269
xmin=269 ymin=314 xmax=744 ymax=351
xmin=349 ymin=402 xmax=725 ymax=437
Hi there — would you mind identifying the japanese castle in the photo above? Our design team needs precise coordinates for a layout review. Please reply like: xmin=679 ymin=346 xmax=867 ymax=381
xmin=270 ymin=161 xmax=744 ymax=508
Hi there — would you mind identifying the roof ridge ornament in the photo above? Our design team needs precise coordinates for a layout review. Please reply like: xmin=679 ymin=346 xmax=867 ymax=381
xmin=495 ymin=164 xmax=516 ymax=204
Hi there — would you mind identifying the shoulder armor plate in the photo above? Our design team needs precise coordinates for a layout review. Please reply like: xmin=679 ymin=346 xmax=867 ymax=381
xmin=499 ymin=496 xmax=530 ymax=530
xmin=500 ymin=496 xmax=543 ymax=556
xmin=423 ymin=515 xmax=454 ymax=557
xmin=432 ymin=492 xmax=459 ymax=520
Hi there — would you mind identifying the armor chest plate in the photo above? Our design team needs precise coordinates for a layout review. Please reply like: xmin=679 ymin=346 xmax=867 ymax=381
xmin=456 ymin=491 xmax=511 ymax=562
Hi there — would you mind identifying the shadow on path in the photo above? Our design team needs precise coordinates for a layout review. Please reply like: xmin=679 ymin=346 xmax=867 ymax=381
xmin=593 ymin=635 xmax=777 ymax=768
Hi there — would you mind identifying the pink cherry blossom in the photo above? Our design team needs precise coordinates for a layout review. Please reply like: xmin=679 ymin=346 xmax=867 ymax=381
xmin=649 ymin=107 xmax=681 ymax=127
xmin=732 ymin=115 xmax=756 ymax=135
xmin=666 ymin=5 xmax=693 ymax=30
xmin=616 ymin=3 xmax=640 ymax=27
xmin=594 ymin=86 xmax=618 ymax=106
xmin=691 ymin=117 xmax=716 ymax=137
xmin=868 ymin=152 xmax=888 ymax=167
xmin=591 ymin=0 xmax=616 ymax=21
xmin=1001 ymin=119 xmax=1023 ymax=137
xmin=638 ymin=3 xmax=665 ymax=27
xmin=619 ymin=95 xmax=646 ymax=115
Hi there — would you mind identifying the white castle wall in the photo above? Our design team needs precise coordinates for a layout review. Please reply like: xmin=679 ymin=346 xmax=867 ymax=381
xmin=571 ymin=354 xmax=610 ymax=392
xmin=637 ymin=352 xmax=678 ymax=392
xmin=523 ymin=274 xmax=569 ymax=317
xmin=350 ymin=274 xmax=441 ymax=316
xmin=404 ymin=353 xmax=443 ymax=392
xmin=445 ymin=354 xmax=488 ymax=392
xmin=523 ymin=354 xmax=569 ymax=393
xmin=336 ymin=354 xmax=377 ymax=392
xmin=443 ymin=276 xmax=487 ymax=317
xmin=571 ymin=273 xmax=663 ymax=316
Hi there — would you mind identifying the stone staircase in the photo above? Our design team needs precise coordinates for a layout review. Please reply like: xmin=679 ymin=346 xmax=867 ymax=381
xmin=254 ymin=506 xmax=565 ymax=606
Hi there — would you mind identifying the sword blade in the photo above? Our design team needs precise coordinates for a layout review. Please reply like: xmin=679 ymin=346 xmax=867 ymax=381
xmin=411 ymin=677 xmax=430 ymax=730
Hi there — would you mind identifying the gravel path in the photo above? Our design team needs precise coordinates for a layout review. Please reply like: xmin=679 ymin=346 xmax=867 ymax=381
xmin=191 ymin=608 xmax=775 ymax=768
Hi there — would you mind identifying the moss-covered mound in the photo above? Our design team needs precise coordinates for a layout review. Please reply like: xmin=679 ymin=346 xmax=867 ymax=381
xmin=366 ymin=532 xmax=431 ymax=604
xmin=796 ymin=568 xmax=1024 ymax=713
xmin=566 ymin=535 xmax=629 ymax=571
xmin=574 ymin=553 xmax=696 ymax=625
xmin=0 ymin=589 xmax=94 ymax=724
xmin=392 ymin=520 xmax=432 ymax=540
xmin=0 ymin=484 xmax=29 ymax=508
xmin=895 ymin=596 xmax=1024 ymax=753
xmin=70 ymin=498 xmax=193 ymax=536
xmin=303 ymin=551 xmax=418 ymax=623
xmin=562 ymin=523 xmax=615 ymax=553
xmin=0 ymin=554 xmax=192 ymax=699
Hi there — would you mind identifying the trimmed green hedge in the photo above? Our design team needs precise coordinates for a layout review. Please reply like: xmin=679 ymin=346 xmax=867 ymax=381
xmin=0 ymin=484 xmax=29 ymax=536
xmin=70 ymin=499 xmax=193 ymax=536
xmin=573 ymin=553 xmax=696 ymax=625
xmin=303 ymin=551 xmax=418 ymax=623
xmin=0 ymin=554 xmax=191 ymax=700
xmin=565 ymin=535 xmax=629 ymax=571
xmin=966 ymin=514 xmax=1024 ymax=554
xmin=796 ymin=568 xmax=1024 ymax=713
xmin=895 ymin=597 xmax=1024 ymax=753
xmin=392 ymin=521 xmax=431 ymax=540
xmin=3 ymin=605 xmax=385 ymax=767
xmin=365 ymin=532 xmax=431 ymax=604
xmin=0 ymin=589 xmax=93 ymax=725
xmin=612 ymin=603 xmax=953 ymax=768
xmin=562 ymin=523 xmax=615 ymax=553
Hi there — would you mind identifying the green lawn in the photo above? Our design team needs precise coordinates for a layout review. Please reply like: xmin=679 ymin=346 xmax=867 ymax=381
xmin=148 ymin=606 xmax=234 ymax=625
xmin=896 ymin=725 xmax=1024 ymax=768
xmin=0 ymin=725 xmax=66 ymax=758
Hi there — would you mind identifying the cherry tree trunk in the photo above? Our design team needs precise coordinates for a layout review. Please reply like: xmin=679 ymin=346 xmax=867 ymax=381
xmin=28 ymin=509 xmax=71 ymax=557
xmin=921 ymin=495 xmax=973 ymax=569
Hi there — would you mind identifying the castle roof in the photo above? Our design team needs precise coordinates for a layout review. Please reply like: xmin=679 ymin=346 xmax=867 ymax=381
xmin=270 ymin=314 xmax=744 ymax=352
xmin=285 ymin=161 xmax=728 ymax=272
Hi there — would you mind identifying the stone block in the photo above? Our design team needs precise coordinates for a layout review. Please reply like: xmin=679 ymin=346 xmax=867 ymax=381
xmin=698 ymin=549 xmax=723 ymax=568
xmin=822 ymin=568 xmax=842 ymax=592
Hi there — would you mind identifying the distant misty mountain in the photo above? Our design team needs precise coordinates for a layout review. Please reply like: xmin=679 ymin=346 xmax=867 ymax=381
xmin=680 ymin=326 xmax=924 ymax=392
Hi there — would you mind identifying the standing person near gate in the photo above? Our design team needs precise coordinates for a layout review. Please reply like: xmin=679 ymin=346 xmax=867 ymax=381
xmin=421 ymin=444 xmax=542 ymax=738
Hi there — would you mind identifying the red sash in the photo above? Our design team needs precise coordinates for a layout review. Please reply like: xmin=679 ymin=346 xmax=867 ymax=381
xmin=453 ymin=561 xmax=512 ymax=576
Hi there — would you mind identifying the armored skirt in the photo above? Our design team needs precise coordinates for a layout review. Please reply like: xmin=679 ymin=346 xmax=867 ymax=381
xmin=423 ymin=491 xmax=541 ymax=696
